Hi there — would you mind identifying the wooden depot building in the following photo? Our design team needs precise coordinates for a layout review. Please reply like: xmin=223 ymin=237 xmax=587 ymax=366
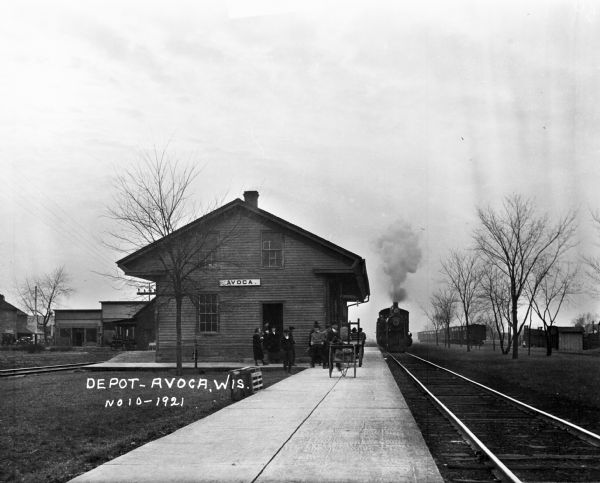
xmin=116 ymin=191 xmax=370 ymax=362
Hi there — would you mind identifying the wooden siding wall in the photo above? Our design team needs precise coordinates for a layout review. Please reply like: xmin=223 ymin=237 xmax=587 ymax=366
xmin=154 ymin=210 xmax=356 ymax=361
xmin=0 ymin=309 xmax=27 ymax=335
xmin=559 ymin=333 xmax=583 ymax=352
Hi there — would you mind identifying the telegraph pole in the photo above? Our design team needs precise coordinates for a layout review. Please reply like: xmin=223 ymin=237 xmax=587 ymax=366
xmin=34 ymin=285 xmax=39 ymax=344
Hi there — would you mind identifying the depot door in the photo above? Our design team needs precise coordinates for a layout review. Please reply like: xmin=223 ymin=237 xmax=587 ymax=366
xmin=72 ymin=328 xmax=84 ymax=346
xmin=262 ymin=303 xmax=283 ymax=335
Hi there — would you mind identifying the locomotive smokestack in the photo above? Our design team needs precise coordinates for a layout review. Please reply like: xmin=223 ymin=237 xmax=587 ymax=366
xmin=392 ymin=301 xmax=399 ymax=309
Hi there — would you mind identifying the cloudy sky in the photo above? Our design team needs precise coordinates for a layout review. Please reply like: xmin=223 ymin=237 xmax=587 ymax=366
xmin=2 ymin=0 xmax=600 ymax=334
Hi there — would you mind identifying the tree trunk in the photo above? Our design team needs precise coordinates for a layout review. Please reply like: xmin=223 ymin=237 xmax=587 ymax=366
xmin=175 ymin=295 xmax=183 ymax=376
xmin=545 ymin=329 xmax=553 ymax=356
xmin=511 ymin=292 xmax=519 ymax=359
xmin=465 ymin=318 xmax=471 ymax=352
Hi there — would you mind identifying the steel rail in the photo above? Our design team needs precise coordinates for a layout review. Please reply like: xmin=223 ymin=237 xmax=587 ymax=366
xmin=406 ymin=352 xmax=600 ymax=445
xmin=387 ymin=353 xmax=523 ymax=483
xmin=0 ymin=363 xmax=93 ymax=377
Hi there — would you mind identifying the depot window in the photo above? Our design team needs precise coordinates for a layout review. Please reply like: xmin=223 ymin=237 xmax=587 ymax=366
xmin=198 ymin=294 xmax=219 ymax=333
xmin=261 ymin=232 xmax=284 ymax=268
xmin=199 ymin=232 xmax=219 ymax=269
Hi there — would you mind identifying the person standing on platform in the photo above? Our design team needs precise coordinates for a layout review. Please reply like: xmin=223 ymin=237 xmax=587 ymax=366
xmin=253 ymin=328 xmax=265 ymax=366
xmin=281 ymin=329 xmax=294 ymax=373
xmin=358 ymin=327 xmax=366 ymax=367
xmin=262 ymin=323 xmax=271 ymax=364
xmin=350 ymin=327 xmax=360 ymax=360
xmin=288 ymin=326 xmax=296 ymax=366
xmin=268 ymin=327 xmax=281 ymax=363
xmin=308 ymin=321 xmax=323 ymax=367
xmin=340 ymin=323 xmax=349 ymax=343
xmin=326 ymin=325 xmax=341 ymax=371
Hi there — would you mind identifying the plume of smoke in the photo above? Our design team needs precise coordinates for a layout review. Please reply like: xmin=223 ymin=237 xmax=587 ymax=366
xmin=374 ymin=221 xmax=422 ymax=302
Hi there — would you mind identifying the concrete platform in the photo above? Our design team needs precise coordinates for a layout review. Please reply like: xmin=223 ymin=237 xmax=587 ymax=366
xmin=71 ymin=347 xmax=443 ymax=483
xmin=86 ymin=351 xmax=310 ymax=371
xmin=86 ymin=361 xmax=309 ymax=371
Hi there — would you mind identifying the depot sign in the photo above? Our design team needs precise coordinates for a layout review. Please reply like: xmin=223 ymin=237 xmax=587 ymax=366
xmin=219 ymin=279 xmax=261 ymax=287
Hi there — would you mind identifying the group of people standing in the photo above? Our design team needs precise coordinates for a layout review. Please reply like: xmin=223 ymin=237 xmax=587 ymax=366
xmin=253 ymin=325 xmax=296 ymax=373
xmin=308 ymin=322 xmax=366 ymax=369
xmin=253 ymin=322 xmax=366 ymax=373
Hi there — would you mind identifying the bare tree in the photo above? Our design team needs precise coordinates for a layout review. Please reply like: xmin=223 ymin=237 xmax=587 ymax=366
xmin=17 ymin=266 xmax=73 ymax=344
xmin=422 ymin=303 xmax=445 ymax=345
xmin=474 ymin=194 xmax=577 ymax=359
xmin=430 ymin=288 xmax=456 ymax=348
xmin=527 ymin=261 xmax=580 ymax=356
xmin=441 ymin=249 xmax=482 ymax=352
xmin=584 ymin=210 xmax=600 ymax=292
xmin=572 ymin=312 xmax=599 ymax=335
xmin=478 ymin=267 xmax=512 ymax=354
xmin=107 ymin=150 xmax=235 ymax=375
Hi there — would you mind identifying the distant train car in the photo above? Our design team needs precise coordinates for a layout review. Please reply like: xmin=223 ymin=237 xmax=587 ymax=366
xmin=418 ymin=324 xmax=486 ymax=346
xmin=417 ymin=329 xmax=438 ymax=344
xmin=376 ymin=302 xmax=412 ymax=352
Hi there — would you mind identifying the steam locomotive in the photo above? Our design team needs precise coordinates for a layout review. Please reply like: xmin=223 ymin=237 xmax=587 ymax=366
xmin=376 ymin=302 xmax=412 ymax=352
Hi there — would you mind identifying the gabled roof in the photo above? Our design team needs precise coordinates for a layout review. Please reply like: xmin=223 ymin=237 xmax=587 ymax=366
xmin=116 ymin=197 xmax=370 ymax=300
xmin=0 ymin=294 xmax=27 ymax=316
xmin=118 ymin=198 xmax=363 ymax=266
xmin=110 ymin=299 xmax=156 ymax=325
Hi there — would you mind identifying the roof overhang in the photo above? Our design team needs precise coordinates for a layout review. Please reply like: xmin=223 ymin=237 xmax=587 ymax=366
xmin=313 ymin=260 xmax=370 ymax=303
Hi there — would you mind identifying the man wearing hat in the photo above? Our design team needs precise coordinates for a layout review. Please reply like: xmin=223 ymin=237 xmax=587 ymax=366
xmin=288 ymin=326 xmax=296 ymax=366
xmin=308 ymin=321 xmax=325 ymax=368
xmin=281 ymin=329 xmax=294 ymax=374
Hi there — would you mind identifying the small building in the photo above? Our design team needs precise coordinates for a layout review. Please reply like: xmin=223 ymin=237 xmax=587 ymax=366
xmin=0 ymin=293 xmax=29 ymax=344
xmin=553 ymin=326 xmax=584 ymax=352
xmin=101 ymin=300 xmax=156 ymax=350
xmin=117 ymin=191 xmax=370 ymax=362
xmin=54 ymin=309 xmax=101 ymax=346
xmin=522 ymin=325 xmax=584 ymax=352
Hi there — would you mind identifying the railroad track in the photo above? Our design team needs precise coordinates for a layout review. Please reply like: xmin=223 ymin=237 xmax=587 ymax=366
xmin=0 ymin=363 xmax=93 ymax=378
xmin=387 ymin=351 xmax=600 ymax=482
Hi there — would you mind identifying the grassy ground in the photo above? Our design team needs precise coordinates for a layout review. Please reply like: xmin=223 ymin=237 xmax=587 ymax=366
xmin=1 ymin=367 xmax=298 ymax=482
xmin=0 ymin=348 xmax=117 ymax=370
xmin=408 ymin=343 xmax=600 ymax=434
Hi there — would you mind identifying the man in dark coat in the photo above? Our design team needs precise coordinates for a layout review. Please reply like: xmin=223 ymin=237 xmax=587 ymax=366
xmin=252 ymin=328 xmax=265 ymax=366
xmin=281 ymin=329 xmax=294 ymax=374
xmin=268 ymin=327 xmax=281 ymax=363
xmin=262 ymin=324 xmax=271 ymax=364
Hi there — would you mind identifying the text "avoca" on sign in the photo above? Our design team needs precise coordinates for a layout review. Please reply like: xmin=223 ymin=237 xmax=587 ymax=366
xmin=219 ymin=279 xmax=261 ymax=287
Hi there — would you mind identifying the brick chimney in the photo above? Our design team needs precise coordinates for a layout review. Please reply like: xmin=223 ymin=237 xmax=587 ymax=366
xmin=243 ymin=191 xmax=259 ymax=208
